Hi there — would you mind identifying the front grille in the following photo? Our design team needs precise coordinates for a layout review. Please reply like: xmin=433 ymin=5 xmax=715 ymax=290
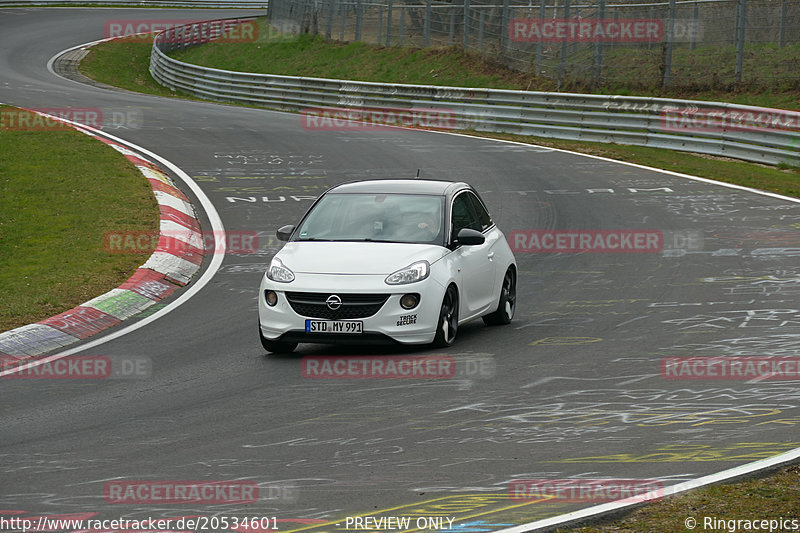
xmin=286 ymin=292 xmax=390 ymax=319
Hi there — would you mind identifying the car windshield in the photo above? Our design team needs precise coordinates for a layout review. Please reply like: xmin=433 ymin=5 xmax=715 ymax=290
xmin=294 ymin=193 xmax=445 ymax=245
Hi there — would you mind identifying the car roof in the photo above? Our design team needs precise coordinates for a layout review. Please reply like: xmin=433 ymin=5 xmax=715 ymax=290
xmin=328 ymin=179 xmax=468 ymax=196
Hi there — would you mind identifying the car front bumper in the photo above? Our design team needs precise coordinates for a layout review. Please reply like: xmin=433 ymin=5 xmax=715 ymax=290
xmin=258 ymin=272 xmax=445 ymax=345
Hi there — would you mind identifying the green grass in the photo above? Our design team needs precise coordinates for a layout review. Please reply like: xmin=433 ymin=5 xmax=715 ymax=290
xmin=79 ymin=36 xmax=178 ymax=97
xmin=564 ymin=465 xmax=800 ymax=532
xmin=165 ymin=18 xmax=800 ymax=110
xmin=79 ymin=28 xmax=800 ymax=201
xmin=0 ymin=106 xmax=159 ymax=332
xmin=172 ymin=31 xmax=532 ymax=89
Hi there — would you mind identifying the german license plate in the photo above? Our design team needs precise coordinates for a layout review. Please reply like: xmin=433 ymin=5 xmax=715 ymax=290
xmin=305 ymin=320 xmax=363 ymax=334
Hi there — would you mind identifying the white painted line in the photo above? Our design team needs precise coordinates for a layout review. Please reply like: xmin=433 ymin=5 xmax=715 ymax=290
xmin=0 ymin=115 xmax=225 ymax=377
xmin=495 ymin=446 xmax=800 ymax=532
xmin=430 ymin=129 xmax=800 ymax=206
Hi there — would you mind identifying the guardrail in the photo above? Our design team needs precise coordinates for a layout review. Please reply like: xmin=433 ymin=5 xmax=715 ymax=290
xmin=0 ymin=0 xmax=267 ymax=7
xmin=148 ymin=17 xmax=799 ymax=166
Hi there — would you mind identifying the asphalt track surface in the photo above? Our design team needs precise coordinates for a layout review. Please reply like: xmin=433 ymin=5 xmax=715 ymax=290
xmin=2 ymin=7 xmax=800 ymax=532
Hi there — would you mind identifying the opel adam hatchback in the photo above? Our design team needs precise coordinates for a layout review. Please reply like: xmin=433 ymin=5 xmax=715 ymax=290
xmin=258 ymin=179 xmax=517 ymax=353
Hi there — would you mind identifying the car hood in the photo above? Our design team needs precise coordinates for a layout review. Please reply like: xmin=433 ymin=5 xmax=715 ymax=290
xmin=276 ymin=242 xmax=449 ymax=275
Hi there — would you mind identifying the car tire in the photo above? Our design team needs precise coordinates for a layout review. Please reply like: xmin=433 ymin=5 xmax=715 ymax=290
xmin=432 ymin=284 xmax=459 ymax=348
xmin=483 ymin=266 xmax=516 ymax=326
xmin=259 ymin=328 xmax=297 ymax=354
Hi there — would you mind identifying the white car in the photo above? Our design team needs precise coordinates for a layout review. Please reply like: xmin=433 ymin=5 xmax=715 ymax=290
xmin=257 ymin=179 xmax=517 ymax=353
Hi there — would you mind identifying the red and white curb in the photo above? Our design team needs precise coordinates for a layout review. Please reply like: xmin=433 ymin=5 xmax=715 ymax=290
xmin=0 ymin=110 xmax=204 ymax=367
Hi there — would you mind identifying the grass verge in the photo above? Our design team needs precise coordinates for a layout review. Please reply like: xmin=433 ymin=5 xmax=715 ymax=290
xmin=79 ymin=36 xmax=178 ymax=97
xmin=564 ymin=465 xmax=800 ymax=532
xmin=80 ymin=32 xmax=800 ymax=201
xmin=167 ymin=18 xmax=800 ymax=110
xmin=0 ymin=106 xmax=159 ymax=332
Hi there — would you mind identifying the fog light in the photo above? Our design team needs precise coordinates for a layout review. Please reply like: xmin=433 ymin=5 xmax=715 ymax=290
xmin=265 ymin=290 xmax=278 ymax=306
xmin=400 ymin=293 xmax=420 ymax=310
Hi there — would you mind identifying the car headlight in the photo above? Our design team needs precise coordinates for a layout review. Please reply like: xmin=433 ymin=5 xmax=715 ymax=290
xmin=267 ymin=257 xmax=295 ymax=283
xmin=385 ymin=261 xmax=430 ymax=285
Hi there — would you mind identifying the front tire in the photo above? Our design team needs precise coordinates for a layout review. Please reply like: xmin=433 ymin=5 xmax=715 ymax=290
xmin=483 ymin=266 xmax=516 ymax=326
xmin=259 ymin=327 xmax=297 ymax=354
xmin=432 ymin=285 xmax=459 ymax=348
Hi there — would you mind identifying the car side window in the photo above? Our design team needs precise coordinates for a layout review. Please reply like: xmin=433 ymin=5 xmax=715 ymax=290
xmin=451 ymin=192 xmax=482 ymax=240
xmin=467 ymin=192 xmax=493 ymax=231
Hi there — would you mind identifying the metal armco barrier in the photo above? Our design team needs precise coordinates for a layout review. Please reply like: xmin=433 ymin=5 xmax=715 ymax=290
xmin=148 ymin=18 xmax=800 ymax=166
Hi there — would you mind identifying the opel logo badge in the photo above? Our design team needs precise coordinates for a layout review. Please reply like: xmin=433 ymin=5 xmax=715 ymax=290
xmin=326 ymin=295 xmax=342 ymax=310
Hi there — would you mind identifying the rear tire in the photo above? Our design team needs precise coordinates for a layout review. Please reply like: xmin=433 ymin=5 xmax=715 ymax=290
xmin=259 ymin=328 xmax=297 ymax=354
xmin=483 ymin=267 xmax=516 ymax=326
xmin=432 ymin=285 xmax=459 ymax=348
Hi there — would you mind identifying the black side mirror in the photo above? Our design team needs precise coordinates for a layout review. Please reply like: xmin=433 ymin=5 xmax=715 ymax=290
xmin=456 ymin=228 xmax=485 ymax=246
xmin=276 ymin=225 xmax=295 ymax=242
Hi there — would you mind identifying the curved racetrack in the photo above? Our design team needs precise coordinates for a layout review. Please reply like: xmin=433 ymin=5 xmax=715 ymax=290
xmin=2 ymin=8 xmax=800 ymax=531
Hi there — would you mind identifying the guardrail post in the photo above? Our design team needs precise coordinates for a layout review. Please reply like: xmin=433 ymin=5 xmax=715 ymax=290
xmin=424 ymin=0 xmax=431 ymax=47
xmin=500 ymin=0 xmax=509 ymax=56
xmin=399 ymin=6 xmax=405 ymax=45
xmin=449 ymin=8 xmax=456 ymax=45
xmin=662 ymin=0 xmax=676 ymax=88
xmin=735 ymin=0 xmax=746 ymax=82
xmin=326 ymin=0 xmax=334 ymax=39
xmin=536 ymin=0 xmax=545 ymax=75
xmin=378 ymin=3 xmax=383 ymax=43
xmin=779 ymin=0 xmax=787 ymax=47
xmin=463 ymin=0 xmax=470 ymax=49
xmin=478 ymin=10 xmax=485 ymax=51
xmin=355 ymin=0 xmax=363 ymax=41
xmin=609 ymin=8 xmax=618 ymax=50
xmin=340 ymin=0 xmax=346 ymax=40
xmin=557 ymin=0 xmax=570 ymax=88
xmin=593 ymin=0 xmax=605 ymax=88
xmin=386 ymin=0 xmax=393 ymax=46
